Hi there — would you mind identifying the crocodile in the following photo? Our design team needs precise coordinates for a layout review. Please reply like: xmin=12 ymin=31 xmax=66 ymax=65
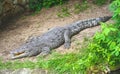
xmin=10 ymin=16 xmax=112 ymax=59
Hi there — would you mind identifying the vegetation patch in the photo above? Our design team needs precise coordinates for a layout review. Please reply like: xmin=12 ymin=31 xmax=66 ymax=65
xmin=57 ymin=7 xmax=71 ymax=18
xmin=74 ymin=1 xmax=89 ymax=14
xmin=92 ymin=0 xmax=114 ymax=6
xmin=29 ymin=0 xmax=68 ymax=11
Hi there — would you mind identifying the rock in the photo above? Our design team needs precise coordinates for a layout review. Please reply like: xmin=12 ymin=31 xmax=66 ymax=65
xmin=31 ymin=69 xmax=48 ymax=74
xmin=13 ymin=0 xmax=29 ymax=10
xmin=0 ymin=69 xmax=13 ymax=74
xmin=0 ymin=68 xmax=49 ymax=74
xmin=108 ymin=68 xmax=120 ymax=74
xmin=0 ymin=0 xmax=29 ymax=27
xmin=12 ymin=68 xmax=32 ymax=74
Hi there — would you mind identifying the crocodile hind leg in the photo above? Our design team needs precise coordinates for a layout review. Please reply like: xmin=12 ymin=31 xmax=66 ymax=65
xmin=64 ymin=29 xmax=71 ymax=49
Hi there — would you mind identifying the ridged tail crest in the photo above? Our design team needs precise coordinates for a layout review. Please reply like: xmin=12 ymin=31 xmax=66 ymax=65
xmin=67 ymin=16 xmax=112 ymax=35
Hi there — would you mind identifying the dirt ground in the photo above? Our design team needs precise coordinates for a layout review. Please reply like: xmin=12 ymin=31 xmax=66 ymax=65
xmin=0 ymin=1 xmax=112 ymax=61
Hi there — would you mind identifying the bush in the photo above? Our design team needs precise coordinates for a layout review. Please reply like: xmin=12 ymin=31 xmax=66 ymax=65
xmin=29 ymin=0 xmax=68 ymax=11
xmin=83 ymin=0 xmax=120 ymax=71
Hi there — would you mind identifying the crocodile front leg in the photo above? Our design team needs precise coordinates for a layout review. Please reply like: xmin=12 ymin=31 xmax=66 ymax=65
xmin=64 ymin=29 xmax=71 ymax=49
xmin=39 ymin=47 xmax=50 ymax=56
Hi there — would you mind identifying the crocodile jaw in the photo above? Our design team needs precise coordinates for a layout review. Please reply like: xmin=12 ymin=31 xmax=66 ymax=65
xmin=10 ymin=51 xmax=28 ymax=59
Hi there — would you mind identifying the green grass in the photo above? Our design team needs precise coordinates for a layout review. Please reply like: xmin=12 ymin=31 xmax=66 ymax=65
xmin=57 ymin=7 xmax=71 ymax=18
xmin=0 ymin=39 xmax=89 ymax=73
xmin=74 ymin=1 xmax=89 ymax=14
xmin=57 ymin=1 xmax=89 ymax=17
xmin=0 ymin=60 xmax=35 ymax=69
xmin=0 ymin=53 xmax=87 ymax=73
xmin=0 ymin=39 xmax=90 ymax=74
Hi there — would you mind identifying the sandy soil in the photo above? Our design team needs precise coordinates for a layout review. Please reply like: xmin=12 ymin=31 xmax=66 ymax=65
xmin=0 ymin=1 xmax=112 ymax=61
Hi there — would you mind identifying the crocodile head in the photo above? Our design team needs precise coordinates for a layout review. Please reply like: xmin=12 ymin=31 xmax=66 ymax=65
xmin=10 ymin=44 xmax=41 ymax=59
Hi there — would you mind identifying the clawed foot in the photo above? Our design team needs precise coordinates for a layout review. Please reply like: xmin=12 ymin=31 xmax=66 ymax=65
xmin=39 ymin=52 xmax=49 ymax=56
xmin=64 ymin=43 xmax=70 ymax=49
xmin=37 ymin=52 xmax=49 ymax=58
xmin=38 ymin=47 xmax=50 ymax=57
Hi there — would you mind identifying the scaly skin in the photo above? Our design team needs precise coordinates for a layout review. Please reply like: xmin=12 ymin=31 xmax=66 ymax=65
xmin=10 ymin=16 xmax=112 ymax=59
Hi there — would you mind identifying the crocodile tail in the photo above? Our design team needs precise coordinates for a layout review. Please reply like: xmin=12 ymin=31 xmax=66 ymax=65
xmin=82 ymin=16 xmax=112 ymax=28
xmin=68 ymin=16 xmax=112 ymax=35
xmin=99 ymin=16 xmax=112 ymax=22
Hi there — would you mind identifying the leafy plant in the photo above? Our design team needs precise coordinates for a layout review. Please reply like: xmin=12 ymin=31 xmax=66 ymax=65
xmin=92 ymin=0 xmax=107 ymax=6
xmin=83 ymin=0 xmax=120 ymax=72
xmin=29 ymin=0 xmax=68 ymax=11
xmin=29 ymin=0 xmax=43 ymax=11
xmin=42 ymin=0 xmax=66 ymax=8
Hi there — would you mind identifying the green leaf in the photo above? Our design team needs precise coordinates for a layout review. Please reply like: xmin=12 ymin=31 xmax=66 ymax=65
xmin=109 ymin=42 xmax=116 ymax=50
xmin=115 ymin=51 xmax=119 ymax=56
xmin=104 ymin=28 xmax=111 ymax=35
